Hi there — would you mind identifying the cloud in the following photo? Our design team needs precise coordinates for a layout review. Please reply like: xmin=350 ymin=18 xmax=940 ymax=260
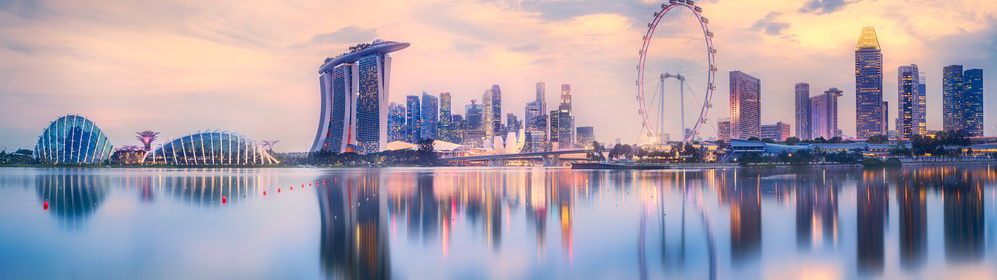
xmin=0 ymin=0 xmax=42 ymax=18
xmin=798 ymin=0 xmax=854 ymax=15
xmin=452 ymin=39 xmax=484 ymax=54
xmin=751 ymin=12 xmax=790 ymax=35
xmin=508 ymin=44 xmax=540 ymax=52
xmin=486 ymin=0 xmax=656 ymax=27
xmin=297 ymin=26 xmax=378 ymax=47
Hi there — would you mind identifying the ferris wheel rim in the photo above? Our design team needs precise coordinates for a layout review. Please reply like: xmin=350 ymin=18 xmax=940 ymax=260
xmin=636 ymin=2 xmax=716 ymax=144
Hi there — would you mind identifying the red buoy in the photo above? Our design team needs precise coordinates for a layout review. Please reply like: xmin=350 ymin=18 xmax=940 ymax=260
xmin=222 ymin=196 xmax=227 ymax=204
xmin=263 ymin=190 xmax=267 ymax=196
xmin=278 ymin=188 xmax=281 ymax=193
xmin=43 ymin=201 xmax=48 ymax=210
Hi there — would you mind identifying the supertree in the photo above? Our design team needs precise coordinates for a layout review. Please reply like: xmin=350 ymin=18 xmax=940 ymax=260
xmin=136 ymin=131 xmax=160 ymax=151
xmin=261 ymin=140 xmax=279 ymax=151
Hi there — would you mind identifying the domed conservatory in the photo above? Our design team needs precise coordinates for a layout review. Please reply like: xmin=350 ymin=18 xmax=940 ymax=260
xmin=144 ymin=131 xmax=279 ymax=165
xmin=34 ymin=115 xmax=114 ymax=164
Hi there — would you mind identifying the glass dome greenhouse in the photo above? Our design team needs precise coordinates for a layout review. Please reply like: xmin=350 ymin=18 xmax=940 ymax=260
xmin=145 ymin=131 xmax=278 ymax=165
xmin=34 ymin=115 xmax=114 ymax=164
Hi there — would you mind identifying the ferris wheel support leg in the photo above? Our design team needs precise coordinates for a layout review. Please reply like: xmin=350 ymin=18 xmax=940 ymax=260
xmin=680 ymin=78 xmax=686 ymax=142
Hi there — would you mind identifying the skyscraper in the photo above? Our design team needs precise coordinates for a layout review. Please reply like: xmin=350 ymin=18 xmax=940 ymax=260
xmin=549 ymin=110 xmax=559 ymax=148
xmin=717 ymin=118 xmax=731 ymax=143
xmin=811 ymin=88 xmax=843 ymax=140
xmin=916 ymin=72 xmax=927 ymax=135
xmin=464 ymin=100 xmax=484 ymax=147
xmin=507 ymin=113 xmax=520 ymax=135
xmin=898 ymin=65 xmax=920 ymax=139
xmin=795 ymin=83 xmax=811 ymax=140
xmin=760 ymin=122 xmax=791 ymax=141
xmin=525 ymin=83 xmax=549 ymax=152
xmin=406 ymin=95 xmax=421 ymax=142
xmin=855 ymin=27 xmax=884 ymax=139
xmin=439 ymin=92 xmax=453 ymax=142
xmin=387 ymin=103 xmax=406 ymax=142
xmin=576 ymin=126 xmax=595 ymax=147
xmin=312 ymin=40 xmax=409 ymax=154
xmin=488 ymin=85 xmax=503 ymax=139
xmin=729 ymin=71 xmax=761 ymax=139
xmin=421 ymin=92 xmax=439 ymax=140
xmin=964 ymin=68 xmax=984 ymax=136
xmin=882 ymin=101 xmax=889 ymax=136
xmin=558 ymin=84 xmax=574 ymax=148
xmin=943 ymin=65 xmax=964 ymax=132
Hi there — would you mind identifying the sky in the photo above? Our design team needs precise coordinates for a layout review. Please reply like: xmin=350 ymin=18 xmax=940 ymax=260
xmin=0 ymin=0 xmax=995 ymax=152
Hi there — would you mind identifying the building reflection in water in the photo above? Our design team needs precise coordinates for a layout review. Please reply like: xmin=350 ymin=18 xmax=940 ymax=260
xmin=943 ymin=167 xmax=985 ymax=263
xmin=160 ymin=172 xmax=264 ymax=207
xmin=317 ymin=171 xmax=391 ymax=279
xmin=857 ymin=170 xmax=888 ymax=275
xmin=897 ymin=169 xmax=927 ymax=270
xmin=35 ymin=173 xmax=111 ymax=230
xmin=724 ymin=170 xmax=762 ymax=265
xmin=794 ymin=169 xmax=840 ymax=251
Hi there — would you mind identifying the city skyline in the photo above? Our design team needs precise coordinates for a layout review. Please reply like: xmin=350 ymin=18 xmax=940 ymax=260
xmin=0 ymin=0 xmax=995 ymax=151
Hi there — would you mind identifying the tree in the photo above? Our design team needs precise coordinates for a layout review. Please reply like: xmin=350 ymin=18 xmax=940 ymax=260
xmin=418 ymin=139 xmax=438 ymax=165
xmin=866 ymin=135 xmax=888 ymax=144
xmin=747 ymin=137 xmax=760 ymax=141
xmin=784 ymin=137 xmax=800 ymax=145
xmin=621 ymin=144 xmax=634 ymax=160
xmin=814 ymin=137 xmax=828 ymax=143
xmin=828 ymin=136 xmax=843 ymax=143
xmin=682 ymin=143 xmax=701 ymax=163
xmin=761 ymin=138 xmax=775 ymax=143
xmin=609 ymin=144 xmax=624 ymax=161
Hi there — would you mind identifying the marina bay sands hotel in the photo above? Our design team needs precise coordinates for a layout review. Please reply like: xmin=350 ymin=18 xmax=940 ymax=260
xmin=311 ymin=40 xmax=410 ymax=154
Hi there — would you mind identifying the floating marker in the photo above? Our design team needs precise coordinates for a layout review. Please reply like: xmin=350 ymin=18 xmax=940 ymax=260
xmin=43 ymin=201 xmax=48 ymax=210
xmin=263 ymin=190 xmax=267 ymax=196
xmin=309 ymin=183 xmax=312 ymax=186
xmin=278 ymin=188 xmax=281 ymax=193
xmin=222 ymin=196 xmax=227 ymax=204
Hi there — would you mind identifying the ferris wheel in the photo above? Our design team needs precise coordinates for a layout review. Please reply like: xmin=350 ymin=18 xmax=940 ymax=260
xmin=637 ymin=0 xmax=716 ymax=144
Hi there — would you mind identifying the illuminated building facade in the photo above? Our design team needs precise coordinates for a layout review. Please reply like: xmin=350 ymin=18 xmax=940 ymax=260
xmin=557 ymin=84 xmax=574 ymax=148
xmin=387 ymin=103 xmax=406 ymax=142
xmin=811 ymin=88 xmax=843 ymax=140
xmin=855 ymin=27 xmax=884 ymax=138
xmin=146 ymin=131 xmax=278 ymax=165
xmin=717 ymin=118 xmax=731 ymax=143
xmin=795 ymin=83 xmax=811 ymax=140
xmin=34 ymin=114 xmax=114 ymax=164
xmin=760 ymin=122 xmax=791 ymax=141
xmin=898 ymin=65 xmax=920 ymax=138
xmin=312 ymin=40 xmax=409 ymax=154
xmin=730 ymin=71 xmax=761 ymax=139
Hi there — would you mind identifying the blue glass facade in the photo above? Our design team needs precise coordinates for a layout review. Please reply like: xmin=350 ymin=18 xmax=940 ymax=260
xmin=355 ymin=55 xmax=382 ymax=154
xmin=943 ymin=65 xmax=964 ymax=132
xmin=146 ymin=131 xmax=277 ymax=165
xmin=898 ymin=65 xmax=919 ymax=138
xmin=34 ymin=115 xmax=114 ymax=164
xmin=421 ymin=92 xmax=438 ymax=141
xmin=964 ymin=68 xmax=984 ymax=136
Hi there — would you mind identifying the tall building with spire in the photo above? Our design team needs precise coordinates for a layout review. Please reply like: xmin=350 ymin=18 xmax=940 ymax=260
xmin=795 ymin=83 xmax=811 ymax=140
xmin=557 ymin=84 xmax=574 ymax=148
xmin=898 ymin=64 xmax=920 ymax=139
xmin=855 ymin=27 xmax=884 ymax=139
xmin=730 ymin=71 xmax=761 ymax=139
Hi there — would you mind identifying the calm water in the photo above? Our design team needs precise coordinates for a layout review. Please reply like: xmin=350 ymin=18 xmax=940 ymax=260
xmin=1 ymin=166 xmax=996 ymax=279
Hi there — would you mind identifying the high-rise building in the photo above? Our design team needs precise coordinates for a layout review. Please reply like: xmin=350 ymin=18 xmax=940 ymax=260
xmin=855 ymin=27 xmax=884 ymax=139
xmin=464 ymin=100 xmax=484 ymax=147
xmin=312 ymin=40 xmax=409 ymax=154
xmin=916 ymin=72 xmax=927 ymax=135
xmin=882 ymin=101 xmax=889 ymax=136
xmin=451 ymin=114 xmax=465 ymax=144
xmin=485 ymin=85 xmax=503 ymax=140
xmin=387 ymin=103 xmax=407 ymax=142
xmin=943 ymin=65 xmax=964 ymax=132
xmin=536 ymin=82 xmax=547 ymax=119
xmin=964 ymin=68 xmax=984 ymax=136
xmin=406 ymin=95 xmax=421 ymax=142
xmin=729 ymin=71 xmax=761 ymax=139
xmin=760 ymin=122 xmax=791 ymax=141
xmin=507 ymin=113 xmax=521 ymax=135
xmin=898 ymin=65 xmax=920 ymax=139
xmin=558 ymin=84 xmax=574 ymax=148
xmin=795 ymin=83 xmax=811 ymax=140
xmin=439 ymin=92 xmax=454 ymax=142
xmin=421 ymin=92 xmax=439 ymax=140
xmin=525 ymin=83 xmax=549 ymax=152
xmin=576 ymin=126 xmax=595 ymax=147
xmin=811 ymin=88 xmax=843 ymax=140
xmin=717 ymin=118 xmax=731 ymax=143
xmin=549 ymin=110 xmax=559 ymax=148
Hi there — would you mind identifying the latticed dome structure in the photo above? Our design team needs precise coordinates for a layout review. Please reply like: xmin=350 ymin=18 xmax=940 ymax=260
xmin=34 ymin=114 xmax=114 ymax=164
xmin=145 ymin=131 xmax=279 ymax=165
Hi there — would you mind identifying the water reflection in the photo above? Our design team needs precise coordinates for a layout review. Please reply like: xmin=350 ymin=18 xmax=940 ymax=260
xmin=36 ymin=173 xmax=111 ymax=230
xmin=4 ymin=165 xmax=997 ymax=278
xmin=317 ymin=171 xmax=390 ymax=279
